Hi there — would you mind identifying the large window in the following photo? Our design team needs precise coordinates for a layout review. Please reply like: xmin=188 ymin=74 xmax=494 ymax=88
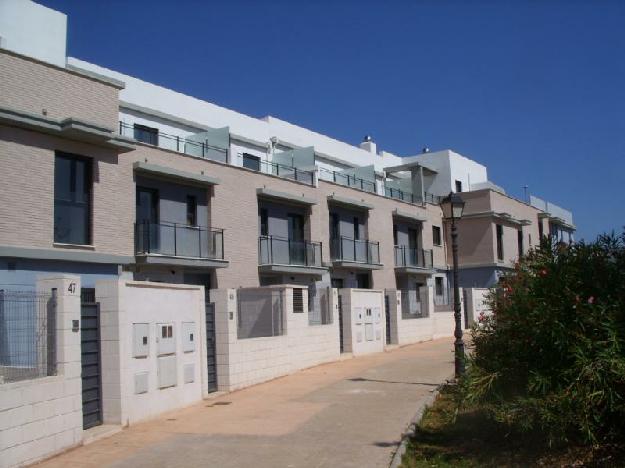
xmin=186 ymin=195 xmax=197 ymax=226
xmin=133 ymin=124 xmax=159 ymax=146
xmin=517 ymin=229 xmax=524 ymax=257
xmin=496 ymin=224 xmax=504 ymax=260
xmin=54 ymin=153 xmax=91 ymax=245
xmin=353 ymin=217 xmax=360 ymax=240
xmin=432 ymin=226 xmax=442 ymax=246
xmin=455 ymin=180 xmax=463 ymax=192
xmin=242 ymin=153 xmax=261 ymax=171
xmin=259 ymin=208 xmax=268 ymax=236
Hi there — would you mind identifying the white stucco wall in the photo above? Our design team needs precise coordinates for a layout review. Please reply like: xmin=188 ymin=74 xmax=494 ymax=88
xmin=339 ymin=288 xmax=385 ymax=356
xmin=212 ymin=286 xmax=340 ymax=391
xmin=95 ymin=280 xmax=206 ymax=426
xmin=0 ymin=0 xmax=67 ymax=68
xmin=0 ymin=275 xmax=83 ymax=468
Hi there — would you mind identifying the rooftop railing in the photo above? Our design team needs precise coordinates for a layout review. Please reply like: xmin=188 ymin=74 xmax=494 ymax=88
xmin=394 ymin=246 xmax=433 ymax=269
xmin=258 ymin=236 xmax=322 ymax=267
xmin=330 ymin=236 xmax=380 ymax=265
xmin=318 ymin=167 xmax=377 ymax=194
xmin=237 ymin=154 xmax=315 ymax=185
xmin=119 ymin=122 xmax=228 ymax=163
xmin=135 ymin=221 xmax=224 ymax=260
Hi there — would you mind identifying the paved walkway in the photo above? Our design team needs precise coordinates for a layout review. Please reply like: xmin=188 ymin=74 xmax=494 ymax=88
xmin=38 ymin=338 xmax=453 ymax=468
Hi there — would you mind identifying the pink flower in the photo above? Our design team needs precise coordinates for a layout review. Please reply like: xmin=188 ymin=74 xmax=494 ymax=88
xmin=587 ymin=296 xmax=595 ymax=304
xmin=539 ymin=269 xmax=548 ymax=277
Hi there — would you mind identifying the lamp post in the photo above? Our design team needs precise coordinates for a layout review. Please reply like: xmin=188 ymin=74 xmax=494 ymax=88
xmin=441 ymin=192 xmax=466 ymax=378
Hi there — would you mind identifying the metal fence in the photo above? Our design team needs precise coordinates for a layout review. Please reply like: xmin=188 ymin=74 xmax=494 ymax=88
xmin=0 ymin=289 xmax=57 ymax=384
xmin=308 ymin=286 xmax=332 ymax=326
xmin=258 ymin=235 xmax=323 ymax=267
xmin=401 ymin=289 xmax=427 ymax=319
xmin=318 ymin=167 xmax=377 ymax=194
xmin=330 ymin=236 xmax=380 ymax=264
xmin=135 ymin=222 xmax=225 ymax=260
xmin=237 ymin=288 xmax=285 ymax=339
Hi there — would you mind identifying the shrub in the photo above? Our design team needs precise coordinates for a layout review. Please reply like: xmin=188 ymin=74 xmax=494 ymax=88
xmin=463 ymin=231 xmax=625 ymax=444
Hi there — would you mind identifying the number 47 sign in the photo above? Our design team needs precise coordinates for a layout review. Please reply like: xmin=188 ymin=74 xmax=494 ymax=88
xmin=67 ymin=282 xmax=77 ymax=295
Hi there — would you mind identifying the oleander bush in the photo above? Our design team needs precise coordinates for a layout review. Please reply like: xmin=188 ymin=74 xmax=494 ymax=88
xmin=463 ymin=230 xmax=625 ymax=444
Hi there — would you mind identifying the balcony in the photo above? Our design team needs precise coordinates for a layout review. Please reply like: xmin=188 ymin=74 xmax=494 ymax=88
xmin=119 ymin=122 xmax=228 ymax=164
xmin=238 ymin=154 xmax=315 ymax=185
xmin=394 ymin=246 xmax=434 ymax=274
xmin=318 ymin=167 xmax=376 ymax=194
xmin=385 ymin=186 xmax=443 ymax=205
xmin=135 ymin=222 xmax=227 ymax=268
xmin=330 ymin=237 xmax=382 ymax=270
xmin=258 ymin=236 xmax=326 ymax=276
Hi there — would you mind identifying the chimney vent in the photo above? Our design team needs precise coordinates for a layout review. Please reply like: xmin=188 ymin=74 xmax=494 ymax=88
xmin=422 ymin=147 xmax=430 ymax=153
xmin=359 ymin=135 xmax=377 ymax=154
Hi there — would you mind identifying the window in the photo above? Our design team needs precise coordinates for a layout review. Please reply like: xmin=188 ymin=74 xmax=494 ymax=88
xmin=455 ymin=180 xmax=463 ymax=192
xmin=259 ymin=208 xmax=268 ymax=236
xmin=353 ymin=217 xmax=360 ymax=240
xmin=186 ymin=195 xmax=197 ymax=226
xmin=517 ymin=229 xmax=524 ymax=257
xmin=133 ymin=124 xmax=159 ymax=146
xmin=496 ymin=224 xmax=504 ymax=260
xmin=435 ymin=277 xmax=444 ymax=296
xmin=293 ymin=288 xmax=304 ymax=313
xmin=54 ymin=153 xmax=91 ymax=245
xmin=539 ymin=221 xmax=544 ymax=238
xmin=393 ymin=225 xmax=398 ymax=246
xmin=329 ymin=213 xmax=340 ymax=239
xmin=432 ymin=226 xmax=442 ymax=246
xmin=242 ymin=153 xmax=261 ymax=171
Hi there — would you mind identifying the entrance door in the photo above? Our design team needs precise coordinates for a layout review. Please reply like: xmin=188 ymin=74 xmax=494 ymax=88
xmin=384 ymin=294 xmax=392 ymax=344
xmin=338 ymin=294 xmax=344 ymax=353
xmin=288 ymin=213 xmax=305 ymax=264
xmin=80 ymin=289 xmax=102 ymax=429
xmin=356 ymin=273 xmax=370 ymax=289
xmin=136 ymin=187 xmax=159 ymax=252
xmin=205 ymin=302 xmax=218 ymax=392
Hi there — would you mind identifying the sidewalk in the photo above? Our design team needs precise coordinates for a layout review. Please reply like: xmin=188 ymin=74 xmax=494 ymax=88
xmin=36 ymin=338 xmax=454 ymax=468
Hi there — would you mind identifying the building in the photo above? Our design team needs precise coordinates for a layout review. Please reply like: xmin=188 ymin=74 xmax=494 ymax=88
xmin=0 ymin=2 xmax=576 ymax=466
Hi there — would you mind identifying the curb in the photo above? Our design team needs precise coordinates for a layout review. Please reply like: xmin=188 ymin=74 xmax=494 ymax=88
xmin=388 ymin=375 xmax=454 ymax=468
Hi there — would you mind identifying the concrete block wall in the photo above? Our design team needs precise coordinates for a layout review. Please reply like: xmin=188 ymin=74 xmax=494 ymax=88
xmin=95 ymin=279 xmax=205 ymax=426
xmin=0 ymin=275 xmax=83 ymax=468
xmin=213 ymin=286 xmax=339 ymax=392
xmin=464 ymin=288 xmax=492 ymax=324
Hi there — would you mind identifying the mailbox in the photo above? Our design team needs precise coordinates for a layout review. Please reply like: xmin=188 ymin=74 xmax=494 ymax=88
xmin=156 ymin=323 xmax=176 ymax=356
xmin=182 ymin=322 xmax=196 ymax=353
xmin=133 ymin=323 xmax=149 ymax=358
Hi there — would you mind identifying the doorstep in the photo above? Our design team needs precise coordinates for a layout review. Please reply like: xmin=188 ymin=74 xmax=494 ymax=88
xmin=83 ymin=424 xmax=122 ymax=446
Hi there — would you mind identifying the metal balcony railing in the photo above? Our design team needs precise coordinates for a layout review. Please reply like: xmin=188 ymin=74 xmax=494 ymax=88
xmin=318 ymin=167 xmax=377 ymax=194
xmin=394 ymin=246 xmax=433 ymax=269
xmin=330 ymin=236 xmax=380 ymax=264
xmin=384 ymin=186 xmax=443 ymax=205
xmin=135 ymin=222 xmax=224 ymax=260
xmin=258 ymin=236 xmax=322 ymax=267
xmin=119 ymin=122 xmax=228 ymax=163
xmin=237 ymin=154 xmax=315 ymax=185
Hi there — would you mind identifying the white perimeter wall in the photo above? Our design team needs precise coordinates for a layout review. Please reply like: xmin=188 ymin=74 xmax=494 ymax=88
xmin=339 ymin=289 xmax=385 ymax=356
xmin=95 ymin=280 xmax=206 ymax=426
xmin=0 ymin=275 xmax=83 ymax=468
xmin=213 ymin=286 xmax=340 ymax=391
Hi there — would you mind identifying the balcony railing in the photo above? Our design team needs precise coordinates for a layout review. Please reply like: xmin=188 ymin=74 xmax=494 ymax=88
xmin=384 ymin=186 xmax=443 ymax=205
xmin=119 ymin=122 xmax=228 ymax=163
xmin=237 ymin=154 xmax=315 ymax=185
xmin=135 ymin=222 xmax=224 ymax=260
xmin=318 ymin=167 xmax=377 ymax=194
xmin=330 ymin=236 xmax=380 ymax=264
xmin=394 ymin=246 xmax=433 ymax=269
xmin=258 ymin=236 xmax=322 ymax=267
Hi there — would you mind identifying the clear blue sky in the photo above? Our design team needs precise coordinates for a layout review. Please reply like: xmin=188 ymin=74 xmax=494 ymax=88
xmin=41 ymin=0 xmax=625 ymax=241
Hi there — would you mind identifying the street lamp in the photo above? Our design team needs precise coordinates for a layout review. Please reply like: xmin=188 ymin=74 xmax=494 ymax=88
xmin=441 ymin=191 xmax=466 ymax=378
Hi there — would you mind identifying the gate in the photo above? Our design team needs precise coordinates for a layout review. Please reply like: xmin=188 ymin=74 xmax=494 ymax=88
xmin=338 ymin=294 xmax=344 ymax=353
xmin=80 ymin=288 xmax=102 ymax=429
xmin=205 ymin=302 xmax=217 ymax=392
xmin=384 ymin=294 xmax=392 ymax=344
